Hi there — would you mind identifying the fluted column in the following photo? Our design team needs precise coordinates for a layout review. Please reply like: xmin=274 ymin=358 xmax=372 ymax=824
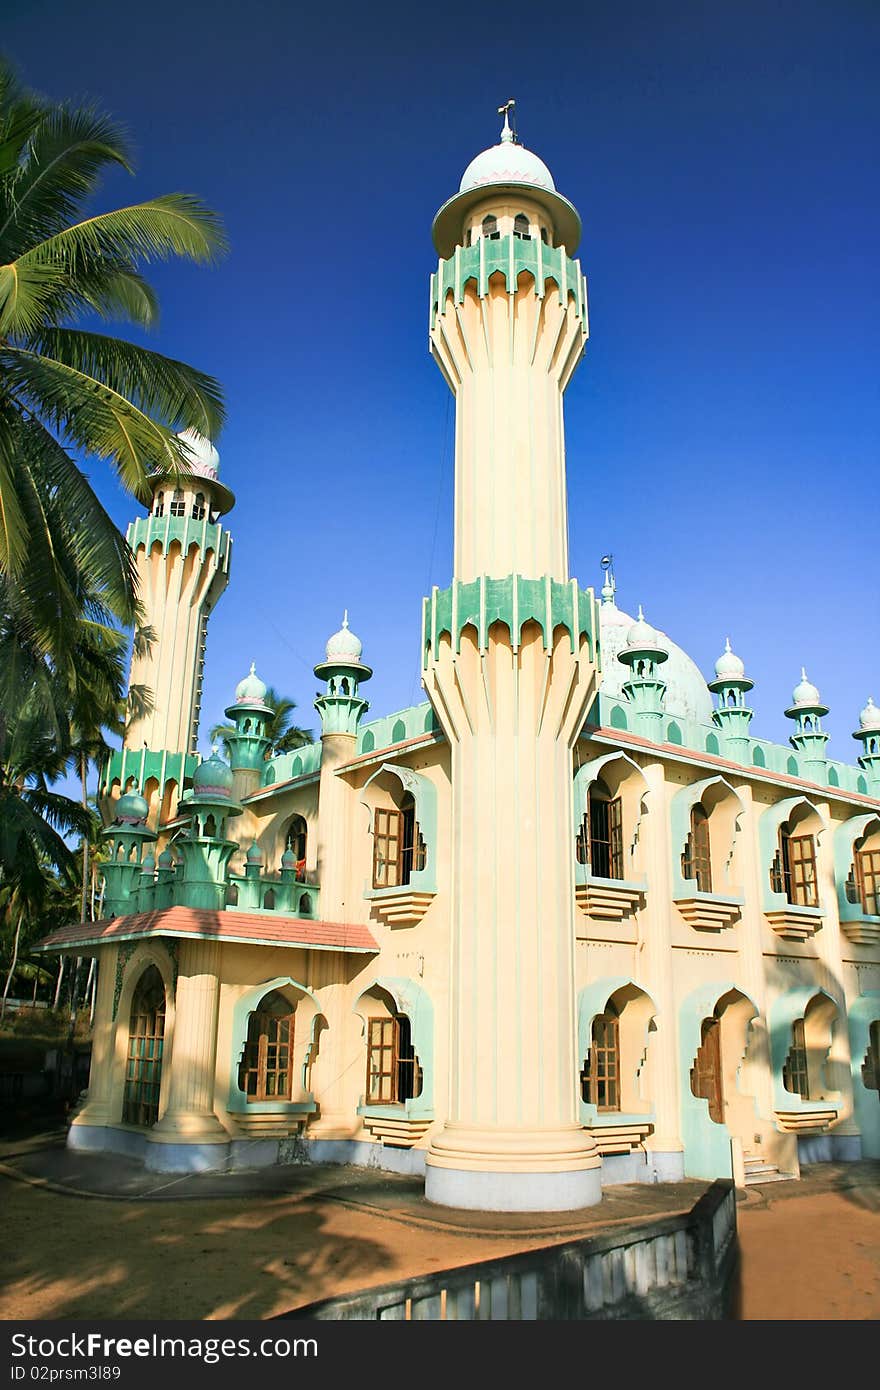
xmin=424 ymin=620 xmax=602 ymax=1210
xmin=149 ymin=939 xmax=226 ymax=1146
xmin=70 ymin=947 xmax=119 ymax=1131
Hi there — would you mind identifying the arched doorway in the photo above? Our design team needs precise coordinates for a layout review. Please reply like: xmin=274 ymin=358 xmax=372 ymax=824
xmin=238 ymin=990 xmax=295 ymax=1101
xmin=122 ymin=966 xmax=166 ymax=1127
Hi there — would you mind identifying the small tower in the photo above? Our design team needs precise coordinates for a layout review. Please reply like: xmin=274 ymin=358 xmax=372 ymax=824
xmin=854 ymin=697 xmax=880 ymax=794
xmin=174 ymin=749 xmax=242 ymax=910
xmin=785 ymin=669 xmax=830 ymax=775
xmin=314 ymin=613 xmax=372 ymax=736
xmin=223 ymin=663 xmax=273 ymax=798
xmin=708 ymin=638 xmax=754 ymax=761
xmin=101 ymin=791 xmax=157 ymax=917
xmin=124 ymin=430 xmax=235 ymax=759
xmin=618 ymin=607 xmax=669 ymax=740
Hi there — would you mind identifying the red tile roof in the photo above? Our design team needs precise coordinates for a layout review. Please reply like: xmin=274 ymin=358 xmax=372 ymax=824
xmin=35 ymin=906 xmax=378 ymax=955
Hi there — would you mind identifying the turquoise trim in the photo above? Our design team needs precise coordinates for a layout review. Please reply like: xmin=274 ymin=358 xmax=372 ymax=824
xmin=679 ymin=981 xmax=758 ymax=1179
xmin=768 ymin=986 xmax=840 ymax=1111
xmin=226 ymin=975 xmax=322 ymax=1115
xmin=100 ymin=747 xmax=197 ymax=802
xmin=834 ymin=812 xmax=880 ymax=927
xmin=758 ymin=795 xmax=828 ymax=913
xmin=670 ymin=775 xmax=745 ymax=898
xmin=362 ymin=764 xmax=438 ymax=893
xmin=423 ymin=574 xmax=597 ymax=667
xmin=430 ymin=234 xmax=586 ymax=330
xmin=848 ymin=992 xmax=880 ymax=1158
xmin=261 ymin=740 xmax=322 ymax=788
xmin=354 ymin=976 xmax=434 ymax=1119
xmin=127 ymin=513 xmax=231 ymax=565
xmin=576 ymin=977 xmax=656 ymax=1127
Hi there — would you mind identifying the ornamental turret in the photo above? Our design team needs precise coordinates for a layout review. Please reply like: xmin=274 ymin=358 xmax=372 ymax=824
xmin=618 ymin=607 xmax=669 ymax=740
xmin=314 ymin=613 xmax=372 ymax=736
xmin=223 ymin=663 xmax=273 ymax=796
xmin=174 ymin=749 xmax=242 ymax=909
xmin=785 ymin=668 xmax=830 ymax=775
xmin=124 ymin=430 xmax=235 ymax=762
xmin=101 ymin=790 xmax=156 ymax=916
xmin=708 ymin=638 xmax=754 ymax=760
xmin=854 ymin=696 xmax=880 ymax=793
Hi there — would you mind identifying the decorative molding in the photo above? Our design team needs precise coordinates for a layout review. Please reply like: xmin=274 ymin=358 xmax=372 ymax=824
xmin=575 ymin=877 xmax=645 ymax=922
xmin=764 ymin=906 xmax=823 ymax=943
xmin=674 ymin=894 xmax=742 ymax=932
xmin=365 ymin=888 xmax=435 ymax=929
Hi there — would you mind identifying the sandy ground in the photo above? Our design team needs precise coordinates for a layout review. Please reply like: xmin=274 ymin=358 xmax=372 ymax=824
xmin=0 ymin=1141 xmax=876 ymax=1320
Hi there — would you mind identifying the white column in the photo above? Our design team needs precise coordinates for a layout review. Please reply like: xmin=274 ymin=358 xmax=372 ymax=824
xmin=150 ymin=939 xmax=227 ymax=1144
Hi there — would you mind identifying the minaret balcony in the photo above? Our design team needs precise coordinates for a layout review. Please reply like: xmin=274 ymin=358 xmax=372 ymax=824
xmin=674 ymin=891 xmax=743 ymax=932
xmin=430 ymin=233 xmax=587 ymax=332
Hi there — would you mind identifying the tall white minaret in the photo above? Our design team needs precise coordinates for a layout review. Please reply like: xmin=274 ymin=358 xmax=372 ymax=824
xmin=124 ymin=430 xmax=234 ymax=758
xmin=423 ymin=107 xmax=603 ymax=1211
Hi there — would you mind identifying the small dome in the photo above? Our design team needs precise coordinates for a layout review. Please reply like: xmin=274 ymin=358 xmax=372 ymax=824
xmin=246 ymin=839 xmax=263 ymax=866
xmin=625 ymin=605 xmax=664 ymax=651
xmin=325 ymin=610 xmax=363 ymax=663
xmin=859 ymin=696 xmax=880 ymax=731
xmin=234 ymin=662 xmax=268 ymax=705
xmin=714 ymin=637 xmax=745 ymax=680
xmin=115 ymin=790 xmax=149 ymax=825
xmin=192 ymin=749 xmax=234 ymax=798
xmin=791 ymin=667 xmax=822 ymax=708
xmin=141 ymin=852 xmax=156 ymax=872
xmin=459 ymin=141 xmax=556 ymax=195
xmin=177 ymin=428 xmax=220 ymax=479
xmin=281 ymin=847 xmax=297 ymax=870
xmin=157 ymin=847 xmax=174 ymax=868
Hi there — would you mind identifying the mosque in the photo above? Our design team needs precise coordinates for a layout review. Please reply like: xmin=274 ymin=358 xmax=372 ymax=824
xmin=40 ymin=107 xmax=880 ymax=1211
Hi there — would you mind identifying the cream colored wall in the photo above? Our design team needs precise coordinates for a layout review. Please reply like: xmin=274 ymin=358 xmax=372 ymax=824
xmin=462 ymin=194 xmax=556 ymax=247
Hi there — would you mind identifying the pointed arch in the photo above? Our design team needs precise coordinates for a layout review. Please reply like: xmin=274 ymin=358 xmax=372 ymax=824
xmin=573 ymin=751 xmax=650 ymax=880
xmin=848 ymin=992 xmax=880 ymax=1158
xmin=760 ymin=796 xmax=829 ymax=913
xmin=769 ymin=987 xmax=841 ymax=1113
xmin=360 ymin=763 xmax=437 ymax=892
xmin=226 ymin=976 xmax=324 ymax=1116
xmin=353 ymin=977 xmax=434 ymax=1117
xmin=671 ymin=775 xmax=747 ymax=898
xmin=679 ymin=981 xmax=760 ymax=1178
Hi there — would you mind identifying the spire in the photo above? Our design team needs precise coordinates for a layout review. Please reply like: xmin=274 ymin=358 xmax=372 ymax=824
xmin=600 ymin=554 xmax=615 ymax=605
xmin=497 ymin=98 xmax=516 ymax=144
xmin=342 ymin=610 xmax=349 ymax=629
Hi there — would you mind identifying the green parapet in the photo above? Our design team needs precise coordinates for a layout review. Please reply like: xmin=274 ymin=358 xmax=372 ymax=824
xmin=126 ymin=513 xmax=231 ymax=568
xmin=100 ymin=747 xmax=199 ymax=806
xmin=422 ymin=574 xmax=598 ymax=667
xmin=430 ymin=234 xmax=587 ymax=330
xmin=223 ymin=697 xmax=273 ymax=772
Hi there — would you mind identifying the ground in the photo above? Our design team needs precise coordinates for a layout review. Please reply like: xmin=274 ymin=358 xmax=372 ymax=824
xmin=0 ymin=1115 xmax=877 ymax=1320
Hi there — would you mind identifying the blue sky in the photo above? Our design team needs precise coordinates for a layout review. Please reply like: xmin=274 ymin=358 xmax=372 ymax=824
xmin=5 ymin=0 xmax=879 ymax=761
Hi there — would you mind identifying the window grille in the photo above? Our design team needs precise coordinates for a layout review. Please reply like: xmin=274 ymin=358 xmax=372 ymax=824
xmin=782 ymin=1019 xmax=810 ymax=1098
xmin=581 ymin=1010 xmax=620 ymax=1111
xmin=122 ymin=967 xmax=165 ymax=1127
xmin=366 ymin=1015 xmax=421 ymax=1104
xmin=682 ymin=804 xmax=712 ymax=893
xmin=238 ymin=992 xmax=294 ymax=1101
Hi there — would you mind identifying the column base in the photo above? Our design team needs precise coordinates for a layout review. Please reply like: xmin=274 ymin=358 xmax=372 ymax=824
xmin=425 ymin=1124 xmax=602 ymax=1212
xmin=149 ymin=1110 xmax=229 ymax=1141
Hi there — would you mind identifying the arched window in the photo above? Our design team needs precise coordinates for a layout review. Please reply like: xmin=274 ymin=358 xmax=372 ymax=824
xmin=366 ymin=1013 xmax=422 ymax=1104
xmin=372 ymin=795 xmax=426 ymax=888
xmin=855 ymin=844 xmax=880 ymax=915
xmin=690 ymin=1017 xmax=723 ymax=1123
xmin=263 ymin=889 xmax=276 ymax=910
xmin=153 ymin=490 xmax=165 ymax=518
xmin=481 ymin=214 xmax=500 ymax=241
xmin=513 ymin=212 xmax=531 ymax=240
xmin=285 ymin=816 xmax=307 ymax=874
xmin=192 ymin=491 xmax=206 ymax=520
xmin=770 ymin=820 xmax=818 ymax=906
xmin=783 ymin=1019 xmax=810 ymax=1098
xmin=682 ymin=804 xmax=712 ymax=893
xmin=238 ymin=991 xmax=294 ymax=1101
xmin=576 ymin=778 xmax=623 ymax=879
xmin=581 ymin=1004 xmax=620 ymax=1111
xmin=204 ymin=814 xmax=217 ymax=838
xmin=540 ymin=227 xmax=549 ymax=244
xmin=170 ymin=489 xmax=186 ymax=517
xmin=465 ymin=229 xmax=472 ymax=247
xmin=122 ymin=966 xmax=165 ymax=1127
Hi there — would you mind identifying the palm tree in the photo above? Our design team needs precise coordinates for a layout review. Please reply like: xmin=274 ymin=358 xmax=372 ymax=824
xmin=211 ymin=685 xmax=313 ymax=760
xmin=0 ymin=58 xmax=227 ymax=694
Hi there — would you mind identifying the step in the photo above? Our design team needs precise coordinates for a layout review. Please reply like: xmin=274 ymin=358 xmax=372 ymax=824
xmin=744 ymin=1167 xmax=797 ymax=1185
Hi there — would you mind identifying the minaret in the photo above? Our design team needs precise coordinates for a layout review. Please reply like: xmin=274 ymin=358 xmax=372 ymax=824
xmin=314 ymin=614 xmax=372 ymax=918
xmin=618 ymin=607 xmax=669 ymax=741
xmin=853 ymin=697 xmax=880 ymax=794
xmin=709 ymin=638 xmax=754 ymax=761
xmin=423 ymin=108 xmax=603 ymax=1211
xmin=124 ymin=430 xmax=234 ymax=757
xmin=785 ymin=669 xmax=830 ymax=776
xmin=223 ymin=664 xmax=273 ymax=800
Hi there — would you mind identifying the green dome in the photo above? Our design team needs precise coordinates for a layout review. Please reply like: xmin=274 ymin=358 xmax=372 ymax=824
xmin=246 ymin=839 xmax=263 ymax=866
xmin=192 ymin=750 xmax=234 ymax=798
xmin=115 ymin=790 xmax=149 ymax=824
xmin=281 ymin=847 xmax=297 ymax=870
xmin=234 ymin=662 xmax=268 ymax=705
xmin=157 ymin=847 xmax=175 ymax=868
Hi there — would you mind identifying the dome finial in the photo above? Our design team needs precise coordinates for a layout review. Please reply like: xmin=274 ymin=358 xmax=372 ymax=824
xmin=600 ymin=554 xmax=616 ymax=605
xmin=342 ymin=610 xmax=349 ymax=630
xmin=637 ymin=603 xmax=645 ymax=621
xmin=725 ymin=637 xmax=732 ymax=653
xmin=801 ymin=666 xmax=808 ymax=683
xmin=497 ymin=97 xmax=516 ymax=144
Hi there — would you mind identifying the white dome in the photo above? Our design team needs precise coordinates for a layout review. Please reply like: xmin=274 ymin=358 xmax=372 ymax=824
xmin=791 ymin=667 xmax=821 ymax=708
xmin=178 ymin=428 xmax=220 ymax=479
xmin=859 ymin=696 xmax=880 ymax=731
xmin=599 ymin=601 xmax=714 ymax=727
xmin=459 ymin=142 xmax=555 ymax=195
xmin=234 ymin=662 xmax=268 ymax=705
xmin=325 ymin=611 xmax=363 ymax=663
xmin=714 ymin=637 xmax=745 ymax=680
xmin=625 ymin=606 xmax=663 ymax=651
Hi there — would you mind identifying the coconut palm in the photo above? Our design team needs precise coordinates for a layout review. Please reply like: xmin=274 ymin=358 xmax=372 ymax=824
xmin=210 ymin=685 xmax=313 ymax=760
xmin=0 ymin=58 xmax=227 ymax=687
